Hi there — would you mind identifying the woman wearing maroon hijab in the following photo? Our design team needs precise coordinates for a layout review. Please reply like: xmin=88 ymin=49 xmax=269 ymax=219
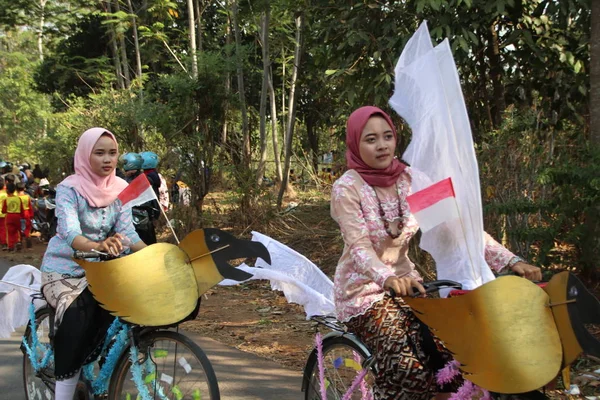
xmin=331 ymin=106 xmax=541 ymax=399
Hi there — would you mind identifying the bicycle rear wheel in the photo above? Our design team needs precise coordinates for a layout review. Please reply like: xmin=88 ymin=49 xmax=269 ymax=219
xmin=109 ymin=330 xmax=220 ymax=400
xmin=303 ymin=336 xmax=375 ymax=400
xmin=22 ymin=306 xmax=55 ymax=400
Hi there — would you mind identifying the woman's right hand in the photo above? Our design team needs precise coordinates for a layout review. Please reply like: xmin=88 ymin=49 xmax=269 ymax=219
xmin=96 ymin=233 xmax=124 ymax=256
xmin=384 ymin=276 xmax=426 ymax=297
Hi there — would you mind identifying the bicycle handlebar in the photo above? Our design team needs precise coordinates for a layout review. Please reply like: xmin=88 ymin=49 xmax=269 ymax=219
xmin=73 ymin=250 xmax=116 ymax=261
xmin=390 ymin=279 xmax=463 ymax=298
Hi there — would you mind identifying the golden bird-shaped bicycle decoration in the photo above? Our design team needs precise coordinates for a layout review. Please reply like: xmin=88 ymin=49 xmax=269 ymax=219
xmin=74 ymin=228 xmax=271 ymax=327
xmin=403 ymin=272 xmax=600 ymax=394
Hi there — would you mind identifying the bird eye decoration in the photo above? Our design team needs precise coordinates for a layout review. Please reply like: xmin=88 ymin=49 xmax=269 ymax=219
xmin=569 ymin=286 xmax=578 ymax=297
xmin=210 ymin=234 xmax=220 ymax=243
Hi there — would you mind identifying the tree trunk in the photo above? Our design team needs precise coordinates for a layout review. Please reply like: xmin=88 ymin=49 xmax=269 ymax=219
xmin=268 ymin=67 xmax=282 ymax=182
xmin=194 ymin=0 xmax=204 ymax=53
xmin=127 ymin=0 xmax=143 ymax=80
xmin=114 ymin=0 xmax=131 ymax=87
xmin=187 ymin=0 xmax=198 ymax=78
xmin=306 ymin=115 xmax=319 ymax=173
xmin=232 ymin=0 xmax=250 ymax=165
xmin=486 ymin=21 xmax=506 ymax=128
xmin=37 ymin=0 xmax=47 ymax=61
xmin=277 ymin=13 xmax=304 ymax=208
xmin=583 ymin=0 xmax=600 ymax=280
xmin=591 ymin=0 xmax=600 ymax=145
xmin=281 ymin=46 xmax=287 ymax=150
xmin=107 ymin=0 xmax=125 ymax=89
xmin=256 ymin=7 xmax=270 ymax=185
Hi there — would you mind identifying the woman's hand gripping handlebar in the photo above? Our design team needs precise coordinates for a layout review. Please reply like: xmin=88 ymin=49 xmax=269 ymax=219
xmin=385 ymin=276 xmax=463 ymax=298
xmin=73 ymin=250 xmax=118 ymax=261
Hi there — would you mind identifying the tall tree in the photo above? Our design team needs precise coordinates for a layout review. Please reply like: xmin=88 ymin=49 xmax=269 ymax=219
xmin=592 ymin=0 xmax=600 ymax=145
xmin=105 ymin=0 xmax=125 ymax=89
xmin=256 ymin=3 xmax=270 ymax=184
xmin=277 ymin=11 xmax=304 ymax=207
xmin=114 ymin=0 xmax=131 ymax=87
xmin=187 ymin=0 xmax=198 ymax=78
xmin=231 ymin=0 xmax=250 ymax=164
xmin=268 ymin=68 xmax=282 ymax=182
xmin=127 ymin=0 xmax=143 ymax=79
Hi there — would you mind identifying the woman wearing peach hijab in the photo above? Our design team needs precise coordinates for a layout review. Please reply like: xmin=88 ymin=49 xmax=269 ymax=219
xmin=39 ymin=128 xmax=147 ymax=400
xmin=331 ymin=106 xmax=541 ymax=399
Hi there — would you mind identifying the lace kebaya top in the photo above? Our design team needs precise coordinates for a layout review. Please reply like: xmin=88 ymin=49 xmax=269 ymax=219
xmin=331 ymin=168 xmax=516 ymax=322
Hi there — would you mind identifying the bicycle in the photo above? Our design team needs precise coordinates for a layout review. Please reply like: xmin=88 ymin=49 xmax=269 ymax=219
xmin=301 ymin=280 xmax=462 ymax=400
xmin=301 ymin=279 xmax=558 ymax=400
xmin=22 ymin=251 xmax=220 ymax=400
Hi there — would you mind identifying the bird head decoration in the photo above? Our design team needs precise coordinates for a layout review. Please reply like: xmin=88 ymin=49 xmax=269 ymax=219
xmin=74 ymin=228 xmax=271 ymax=327
xmin=403 ymin=272 xmax=600 ymax=394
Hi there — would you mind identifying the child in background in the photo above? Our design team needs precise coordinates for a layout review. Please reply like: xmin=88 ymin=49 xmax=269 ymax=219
xmin=0 ymin=177 xmax=7 ymax=250
xmin=17 ymin=182 xmax=33 ymax=249
xmin=2 ymin=182 xmax=23 ymax=251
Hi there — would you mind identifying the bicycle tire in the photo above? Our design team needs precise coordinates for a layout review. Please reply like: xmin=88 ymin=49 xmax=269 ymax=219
xmin=22 ymin=306 xmax=55 ymax=400
xmin=108 ymin=330 xmax=220 ymax=400
xmin=303 ymin=335 xmax=375 ymax=400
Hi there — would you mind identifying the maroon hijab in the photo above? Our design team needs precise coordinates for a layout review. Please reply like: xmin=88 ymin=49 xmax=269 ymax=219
xmin=346 ymin=106 xmax=406 ymax=187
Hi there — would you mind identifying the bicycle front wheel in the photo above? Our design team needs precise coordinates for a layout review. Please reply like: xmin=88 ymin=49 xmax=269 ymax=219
xmin=303 ymin=336 xmax=376 ymax=400
xmin=22 ymin=306 xmax=55 ymax=400
xmin=109 ymin=331 xmax=220 ymax=400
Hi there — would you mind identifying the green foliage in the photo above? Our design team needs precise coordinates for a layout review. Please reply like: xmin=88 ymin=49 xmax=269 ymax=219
xmin=34 ymin=15 xmax=115 ymax=102
xmin=0 ymin=31 xmax=52 ymax=163
xmin=0 ymin=0 xmax=594 ymax=272
xmin=480 ymin=108 xmax=597 ymax=275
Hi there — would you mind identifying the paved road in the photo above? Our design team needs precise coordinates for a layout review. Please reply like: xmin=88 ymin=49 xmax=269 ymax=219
xmin=0 ymin=259 xmax=304 ymax=399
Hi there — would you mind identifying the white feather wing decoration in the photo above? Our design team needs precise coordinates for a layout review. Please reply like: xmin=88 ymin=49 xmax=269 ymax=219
xmin=219 ymin=231 xmax=335 ymax=319
xmin=389 ymin=21 xmax=495 ymax=290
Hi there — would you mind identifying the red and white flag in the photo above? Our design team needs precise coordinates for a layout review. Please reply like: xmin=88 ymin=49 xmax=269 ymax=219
xmin=406 ymin=177 xmax=460 ymax=232
xmin=118 ymin=174 xmax=158 ymax=211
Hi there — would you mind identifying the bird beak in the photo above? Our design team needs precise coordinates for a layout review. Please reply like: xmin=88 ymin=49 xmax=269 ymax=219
xmin=545 ymin=271 xmax=600 ymax=365
xmin=178 ymin=228 xmax=271 ymax=295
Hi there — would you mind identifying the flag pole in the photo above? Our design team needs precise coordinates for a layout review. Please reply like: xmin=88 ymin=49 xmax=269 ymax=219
xmin=160 ymin=206 xmax=180 ymax=244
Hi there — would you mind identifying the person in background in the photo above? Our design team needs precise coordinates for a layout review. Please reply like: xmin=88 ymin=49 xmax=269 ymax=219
xmin=140 ymin=151 xmax=161 ymax=196
xmin=2 ymin=181 xmax=23 ymax=251
xmin=33 ymin=164 xmax=44 ymax=183
xmin=17 ymin=182 xmax=33 ymax=249
xmin=140 ymin=151 xmax=169 ymax=212
xmin=326 ymin=167 xmax=334 ymax=184
xmin=22 ymin=163 xmax=34 ymax=185
xmin=119 ymin=153 xmax=157 ymax=245
xmin=119 ymin=153 xmax=143 ymax=183
xmin=158 ymin=172 xmax=169 ymax=212
xmin=0 ymin=177 xmax=6 ymax=250
xmin=169 ymin=176 xmax=180 ymax=206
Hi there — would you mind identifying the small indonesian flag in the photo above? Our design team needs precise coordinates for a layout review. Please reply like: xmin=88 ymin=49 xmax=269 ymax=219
xmin=406 ymin=177 xmax=459 ymax=232
xmin=118 ymin=174 xmax=157 ymax=211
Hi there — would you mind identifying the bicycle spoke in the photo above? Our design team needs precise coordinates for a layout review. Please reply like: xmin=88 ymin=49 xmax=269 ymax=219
xmin=306 ymin=339 xmax=374 ymax=400
xmin=113 ymin=332 xmax=219 ymax=400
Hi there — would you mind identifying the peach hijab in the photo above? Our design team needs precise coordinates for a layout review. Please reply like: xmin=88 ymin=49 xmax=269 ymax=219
xmin=59 ymin=127 xmax=128 ymax=208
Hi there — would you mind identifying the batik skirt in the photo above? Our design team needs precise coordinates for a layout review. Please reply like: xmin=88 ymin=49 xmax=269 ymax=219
xmin=41 ymin=272 xmax=114 ymax=380
xmin=345 ymin=294 xmax=461 ymax=400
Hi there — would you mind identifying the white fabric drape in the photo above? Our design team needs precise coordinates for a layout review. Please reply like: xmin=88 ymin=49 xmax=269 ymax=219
xmin=220 ymin=231 xmax=336 ymax=318
xmin=0 ymin=264 xmax=44 ymax=338
xmin=390 ymin=21 xmax=495 ymax=290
